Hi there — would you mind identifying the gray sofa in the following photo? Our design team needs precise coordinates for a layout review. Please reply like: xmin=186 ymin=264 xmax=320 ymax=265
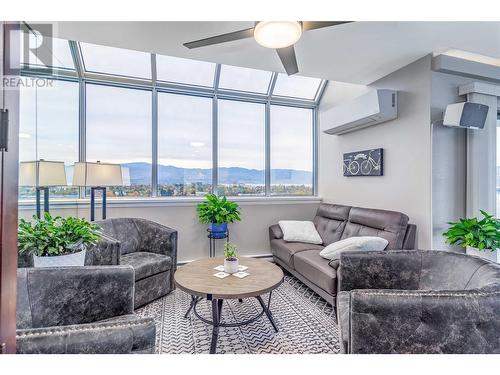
xmin=16 ymin=266 xmax=156 ymax=354
xmin=337 ymin=250 xmax=500 ymax=354
xmin=95 ymin=218 xmax=178 ymax=308
xmin=269 ymin=203 xmax=416 ymax=305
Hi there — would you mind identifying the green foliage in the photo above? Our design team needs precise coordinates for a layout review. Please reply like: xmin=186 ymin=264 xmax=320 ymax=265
xmin=224 ymin=241 xmax=237 ymax=260
xmin=18 ymin=212 xmax=102 ymax=257
xmin=443 ymin=210 xmax=500 ymax=251
xmin=197 ymin=194 xmax=241 ymax=224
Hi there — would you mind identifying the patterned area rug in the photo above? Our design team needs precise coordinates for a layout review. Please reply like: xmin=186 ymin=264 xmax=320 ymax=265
xmin=136 ymin=275 xmax=340 ymax=354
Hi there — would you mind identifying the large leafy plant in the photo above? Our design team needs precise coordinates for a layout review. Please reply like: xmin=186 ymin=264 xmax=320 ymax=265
xmin=443 ymin=210 xmax=500 ymax=251
xmin=18 ymin=213 xmax=102 ymax=257
xmin=197 ymin=194 xmax=241 ymax=224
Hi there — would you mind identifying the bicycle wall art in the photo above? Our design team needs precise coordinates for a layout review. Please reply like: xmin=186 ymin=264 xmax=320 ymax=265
xmin=343 ymin=148 xmax=384 ymax=177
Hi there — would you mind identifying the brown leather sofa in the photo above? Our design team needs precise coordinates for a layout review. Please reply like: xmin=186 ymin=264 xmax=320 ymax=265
xmin=269 ymin=203 xmax=416 ymax=306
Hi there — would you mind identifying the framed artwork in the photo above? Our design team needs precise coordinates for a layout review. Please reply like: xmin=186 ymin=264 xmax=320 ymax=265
xmin=343 ymin=148 xmax=383 ymax=177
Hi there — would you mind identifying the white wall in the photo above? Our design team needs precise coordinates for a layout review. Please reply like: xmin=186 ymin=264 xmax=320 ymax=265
xmin=318 ymin=56 xmax=433 ymax=249
xmin=19 ymin=199 xmax=320 ymax=263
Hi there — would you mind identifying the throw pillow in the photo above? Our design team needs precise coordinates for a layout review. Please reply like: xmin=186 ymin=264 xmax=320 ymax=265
xmin=319 ymin=236 xmax=389 ymax=268
xmin=278 ymin=220 xmax=323 ymax=244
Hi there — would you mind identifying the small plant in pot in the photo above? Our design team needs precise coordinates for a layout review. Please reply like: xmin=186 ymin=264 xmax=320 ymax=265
xmin=443 ymin=210 xmax=500 ymax=262
xmin=18 ymin=212 xmax=102 ymax=268
xmin=223 ymin=241 xmax=239 ymax=274
xmin=197 ymin=194 xmax=241 ymax=239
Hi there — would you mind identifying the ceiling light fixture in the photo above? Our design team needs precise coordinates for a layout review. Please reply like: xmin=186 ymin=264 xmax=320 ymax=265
xmin=254 ymin=21 xmax=302 ymax=49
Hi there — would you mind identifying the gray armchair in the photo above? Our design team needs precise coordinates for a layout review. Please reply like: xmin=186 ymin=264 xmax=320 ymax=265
xmin=337 ymin=250 xmax=500 ymax=354
xmin=95 ymin=218 xmax=177 ymax=308
xmin=16 ymin=266 xmax=156 ymax=354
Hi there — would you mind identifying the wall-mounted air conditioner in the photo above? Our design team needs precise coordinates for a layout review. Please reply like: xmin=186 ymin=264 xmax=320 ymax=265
xmin=323 ymin=89 xmax=398 ymax=135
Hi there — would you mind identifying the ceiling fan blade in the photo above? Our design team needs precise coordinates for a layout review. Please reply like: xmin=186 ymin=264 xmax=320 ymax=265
xmin=302 ymin=21 xmax=353 ymax=31
xmin=276 ymin=46 xmax=299 ymax=76
xmin=183 ymin=27 xmax=255 ymax=49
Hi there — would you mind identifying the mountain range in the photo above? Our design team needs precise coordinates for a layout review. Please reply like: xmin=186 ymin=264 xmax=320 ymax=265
xmin=123 ymin=163 xmax=312 ymax=185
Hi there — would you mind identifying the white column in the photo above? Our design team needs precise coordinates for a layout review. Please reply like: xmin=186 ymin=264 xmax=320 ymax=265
xmin=459 ymin=82 xmax=500 ymax=217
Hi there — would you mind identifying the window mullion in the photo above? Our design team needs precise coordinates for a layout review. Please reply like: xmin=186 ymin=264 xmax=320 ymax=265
xmin=265 ymin=101 xmax=271 ymax=196
xmin=212 ymin=96 xmax=218 ymax=194
xmin=151 ymin=54 xmax=158 ymax=197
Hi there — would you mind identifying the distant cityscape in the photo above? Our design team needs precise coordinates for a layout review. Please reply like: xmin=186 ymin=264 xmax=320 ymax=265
xmin=19 ymin=162 xmax=313 ymax=198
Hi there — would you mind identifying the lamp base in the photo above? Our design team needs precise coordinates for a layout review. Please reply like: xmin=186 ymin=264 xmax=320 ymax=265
xmin=90 ymin=186 xmax=107 ymax=221
xmin=35 ymin=187 xmax=49 ymax=219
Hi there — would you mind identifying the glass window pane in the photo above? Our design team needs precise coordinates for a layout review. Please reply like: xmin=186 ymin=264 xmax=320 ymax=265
xmin=80 ymin=42 xmax=151 ymax=79
xmin=21 ymin=34 xmax=74 ymax=70
xmin=156 ymin=55 xmax=215 ymax=87
xmin=19 ymin=80 xmax=79 ymax=199
xmin=273 ymin=74 xmax=322 ymax=100
xmin=218 ymin=100 xmax=265 ymax=196
xmin=158 ymin=93 xmax=212 ymax=196
xmin=86 ymin=84 xmax=152 ymax=197
xmin=270 ymin=105 xmax=313 ymax=195
xmin=219 ymin=65 xmax=273 ymax=94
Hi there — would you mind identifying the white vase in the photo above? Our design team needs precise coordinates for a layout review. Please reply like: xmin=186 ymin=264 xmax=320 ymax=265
xmin=466 ymin=246 xmax=498 ymax=263
xmin=33 ymin=249 xmax=87 ymax=268
xmin=224 ymin=258 xmax=239 ymax=274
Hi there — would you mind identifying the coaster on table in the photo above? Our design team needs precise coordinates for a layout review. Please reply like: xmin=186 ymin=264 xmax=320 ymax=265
xmin=232 ymin=271 xmax=249 ymax=279
xmin=213 ymin=265 xmax=225 ymax=272
xmin=237 ymin=265 xmax=248 ymax=271
xmin=213 ymin=272 xmax=230 ymax=279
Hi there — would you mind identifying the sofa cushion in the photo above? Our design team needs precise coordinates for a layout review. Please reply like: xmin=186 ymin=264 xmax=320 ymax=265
xmin=313 ymin=204 xmax=351 ymax=246
xmin=270 ymin=239 xmax=324 ymax=269
xmin=337 ymin=291 xmax=350 ymax=353
xmin=341 ymin=207 xmax=409 ymax=250
xmin=293 ymin=250 xmax=337 ymax=294
xmin=121 ymin=252 xmax=172 ymax=281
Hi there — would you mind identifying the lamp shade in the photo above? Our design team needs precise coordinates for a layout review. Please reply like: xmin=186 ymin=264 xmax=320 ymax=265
xmin=19 ymin=160 xmax=67 ymax=187
xmin=72 ymin=161 xmax=123 ymax=187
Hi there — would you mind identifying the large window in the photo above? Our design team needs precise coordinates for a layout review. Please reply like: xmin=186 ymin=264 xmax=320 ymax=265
xmin=86 ymin=84 xmax=152 ymax=197
xmin=270 ymin=105 xmax=313 ymax=195
xmin=20 ymin=38 xmax=320 ymax=200
xmin=218 ymin=100 xmax=266 ymax=196
xmin=158 ymin=93 xmax=212 ymax=196
xmin=19 ymin=80 xmax=79 ymax=199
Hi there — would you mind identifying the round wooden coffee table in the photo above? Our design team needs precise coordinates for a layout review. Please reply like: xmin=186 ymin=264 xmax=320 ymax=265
xmin=174 ymin=257 xmax=284 ymax=354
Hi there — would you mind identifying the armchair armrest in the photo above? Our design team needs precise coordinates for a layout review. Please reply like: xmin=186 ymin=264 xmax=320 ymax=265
xmin=338 ymin=250 xmax=422 ymax=292
xmin=16 ymin=315 xmax=156 ymax=354
xmin=85 ymin=233 xmax=121 ymax=265
xmin=17 ymin=266 xmax=135 ymax=329
xmin=269 ymin=224 xmax=283 ymax=240
xmin=348 ymin=289 xmax=500 ymax=353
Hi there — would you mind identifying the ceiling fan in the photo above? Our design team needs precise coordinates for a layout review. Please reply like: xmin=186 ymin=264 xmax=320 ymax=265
xmin=183 ymin=21 xmax=352 ymax=76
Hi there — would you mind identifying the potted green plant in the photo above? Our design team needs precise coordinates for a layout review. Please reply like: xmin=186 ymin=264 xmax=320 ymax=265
xmin=18 ymin=213 xmax=102 ymax=267
xmin=197 ymin=194 xmax=241 ymax=238
xmin=443 ymin=210 xmax=500 ymax=262
xmin=223 ymin=241 xmax=239 ymax=274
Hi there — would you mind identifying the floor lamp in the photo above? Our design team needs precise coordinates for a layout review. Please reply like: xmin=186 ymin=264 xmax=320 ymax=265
xmin=19 ymin=160 xmax=67 ymax=219
xmin=73 ymin=161 xmax=123 ymax=221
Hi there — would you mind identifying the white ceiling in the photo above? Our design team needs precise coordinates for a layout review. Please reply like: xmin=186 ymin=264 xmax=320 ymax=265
xmin=52 ymin=21 xmax=500 ymax=85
